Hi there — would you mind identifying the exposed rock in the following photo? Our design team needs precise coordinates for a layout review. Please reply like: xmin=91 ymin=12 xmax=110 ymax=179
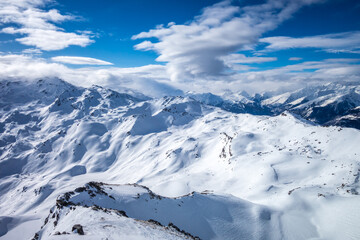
xmin=72 ymin=224 xmax=84 ymax=235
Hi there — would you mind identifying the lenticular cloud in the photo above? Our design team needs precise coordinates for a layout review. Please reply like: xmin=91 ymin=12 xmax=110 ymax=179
xmin=133 ymin=0 xmax=324 ymax=82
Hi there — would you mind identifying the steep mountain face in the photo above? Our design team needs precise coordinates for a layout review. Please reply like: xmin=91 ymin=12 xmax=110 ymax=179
xmin=0 ymin=78 xmax=360 ymax=239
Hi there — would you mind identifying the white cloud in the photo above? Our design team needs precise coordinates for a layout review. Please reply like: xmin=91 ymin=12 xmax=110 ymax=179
xmin=229 ymin=58 xmax=360 ymax=92
xmin=0 ymin=0 xmax=94 ymax=51
xmin=0 ymin=54 xmax=179 ymax=97
xmin=260 ymin=31 xmax=360 ymax=53
xmin=0 ymin=0 xmax=49 ymax=9
xmin=289 ymin=57 xmax=302 ymax=61
xmin=0 ymin=54 xmax=69 ymax=80
xmin=2 ymin=27 xmax=94 ymax=51
xmin=22 ymin=48 xmax=42 ymax=55
xmin=133 ymin=0 xmax=323 ymax=81
xmin=51 ymin=56 xmax=113 ymax=65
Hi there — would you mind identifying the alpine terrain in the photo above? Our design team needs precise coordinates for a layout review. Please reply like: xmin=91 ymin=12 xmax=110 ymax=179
xmin=0 ymin=77 xmax=359 ymax=239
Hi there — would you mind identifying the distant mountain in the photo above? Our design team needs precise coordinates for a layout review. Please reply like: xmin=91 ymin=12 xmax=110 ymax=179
xmin=261 ymin=82 xmax=360 ymax=128
xmin=187 ymin=92 xmax=273 ymax=115
xmin=187 ymin=82 xmax=360 ymax=129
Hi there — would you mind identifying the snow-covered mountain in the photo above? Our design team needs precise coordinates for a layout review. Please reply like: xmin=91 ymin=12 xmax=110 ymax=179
xmin=261 ymin=82 xmax=360 ymax=128
xmin=189 ymin=82 xmax=360 ymax=129
xmin=0 ymin=78 xmax=360 ymax=239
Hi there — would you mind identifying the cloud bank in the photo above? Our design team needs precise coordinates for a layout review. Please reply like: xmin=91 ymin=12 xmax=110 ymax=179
xmin=132 ymin=0 xmax=323 ymax=81
xmin=0 ymin=54 xmax=180 ymax=97
xmin=1 ymin=54 xmax=359 ymax=97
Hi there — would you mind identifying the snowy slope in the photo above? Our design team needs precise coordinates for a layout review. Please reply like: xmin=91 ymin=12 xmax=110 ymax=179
xmin=35 ymin=182 xmax=279 ymax=239
xmin=0 ymin=78 xmax=360 ymax=239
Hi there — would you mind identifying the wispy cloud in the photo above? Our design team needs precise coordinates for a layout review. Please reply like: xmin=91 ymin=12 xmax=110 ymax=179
xmin=132 ymin=0 xmax=323 ymax=81
xmin=260 ymin=31 xmax=360 ymax=53
xmin=22 ymin=48 xmax=42 ymax=55
xmin=230 ymin=58 xmax=360 ymax=91
xmin=0 ymin=0 xmax=94 ymax=51
xmin=289 ymin=57 xmax=302 ymax=61
xmin=51 ymin=56 xmax=113 ymax=65
xmin=222 ymin=54 xmax=277 ymax=64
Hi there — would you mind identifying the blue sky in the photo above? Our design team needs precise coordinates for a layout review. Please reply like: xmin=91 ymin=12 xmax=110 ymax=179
xmin=0 ymin=0 xmax=359 ymax=96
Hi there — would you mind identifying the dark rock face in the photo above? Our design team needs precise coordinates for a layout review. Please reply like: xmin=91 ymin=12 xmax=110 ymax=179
xmin=31 ymin=233 xmax=39 ymax=240
xmin=72 ymin=224 xmax=84 ymax=235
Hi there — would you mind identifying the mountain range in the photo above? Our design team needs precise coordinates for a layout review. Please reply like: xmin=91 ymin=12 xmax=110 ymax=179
xmin=0 ymin=78 xmax=359 ymax=239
